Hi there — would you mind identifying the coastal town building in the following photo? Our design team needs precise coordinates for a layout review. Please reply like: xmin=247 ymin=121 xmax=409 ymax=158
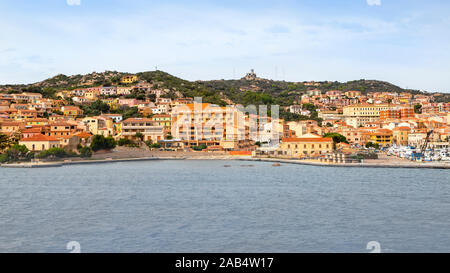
xmin=121 ymin=118 xmax=164 ymax=142
xmin=19 ymin=134 xmax=61 ymax=151
xmin=392 ymin=127 xmax=411 ymax=146
xmin=121 ymin=75 xmax=138 ymax=84
xmin=61 ymin=106 xmax=83 ymax=118
xmin=276 ymin=135 xmax=334 ymax=158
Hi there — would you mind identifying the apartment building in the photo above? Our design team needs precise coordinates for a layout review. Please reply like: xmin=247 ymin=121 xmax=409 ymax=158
xmin=121 ymin=118 xmax=164 ymax=142
xmin=343 ymin=103 xmax=393 ymax=127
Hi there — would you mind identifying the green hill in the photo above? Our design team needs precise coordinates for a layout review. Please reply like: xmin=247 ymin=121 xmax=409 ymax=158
xmin=1 ymin=70 xmax=448 ymax=105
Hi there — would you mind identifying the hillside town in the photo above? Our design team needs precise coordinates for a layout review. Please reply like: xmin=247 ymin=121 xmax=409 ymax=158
xmin=1 ymin=72 xmax=449 ymax=164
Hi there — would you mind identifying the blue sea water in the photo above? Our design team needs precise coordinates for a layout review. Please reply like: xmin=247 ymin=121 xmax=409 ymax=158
xmin=0 ymin=160 xmax=449 ymax=253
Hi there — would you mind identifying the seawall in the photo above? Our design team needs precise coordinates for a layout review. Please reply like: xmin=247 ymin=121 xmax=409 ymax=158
xmin=2 ymin=156 xmax=450 ymax=169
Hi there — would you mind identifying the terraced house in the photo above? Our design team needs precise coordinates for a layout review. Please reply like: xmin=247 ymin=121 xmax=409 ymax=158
xmin=61 ymin=106 xmax=83 ymax=118
xmin=121 ymin=75 xmax=138 ymax=84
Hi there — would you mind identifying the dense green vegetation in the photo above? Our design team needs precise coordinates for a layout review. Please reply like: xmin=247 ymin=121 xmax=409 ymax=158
xmin=323 ymin=133 xmax=349 ymax=144
xmin=145 ymin=140 xmax=161 ymax=149
xmin=78 ymin=146 xmax=93 ymax=158
xmin=365 ymin=142 xmax=381 ymax=149
xmin=0 ymin=145 xmax=32 ymax=163
xmin=1 ymin=70 xmax=448 ymax=108
xmin=118 ymin=138 xmax=140 ymax=148
xmin=90 ymin=135 xmax=117 ymax=151
xmin=0 ymin=134 xmax=11 ymax=152
xmin=414 ymin=104 xmax=422 ymax=114
xmin=36 ymin=147 xmax=77 ymax=159
xmin=80 ymin=100 xmax=110 ymax=116
xmin=192 ymin=144 xmax=207 ymax=151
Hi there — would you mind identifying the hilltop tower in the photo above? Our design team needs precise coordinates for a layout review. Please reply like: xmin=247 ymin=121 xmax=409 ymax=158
xmin=243 ymin=69 xmax=258 ymax=81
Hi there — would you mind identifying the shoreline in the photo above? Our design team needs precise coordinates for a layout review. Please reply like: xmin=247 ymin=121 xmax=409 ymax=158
xmin=2 ymin=155 xmax=450 ymax=169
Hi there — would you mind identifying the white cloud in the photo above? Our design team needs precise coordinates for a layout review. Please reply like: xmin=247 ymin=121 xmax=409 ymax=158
xmin=367 ymin=0 xmax=381 ymax=6
xmin=67 ymin=0 xmax=81 ymax=6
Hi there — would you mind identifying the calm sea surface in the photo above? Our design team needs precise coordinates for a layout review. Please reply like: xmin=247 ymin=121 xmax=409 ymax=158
xmin=0 ymin=160 xmax=449 ymax=253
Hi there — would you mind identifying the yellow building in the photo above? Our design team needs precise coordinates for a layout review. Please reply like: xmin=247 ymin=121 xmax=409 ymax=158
xmin=82 ymin=116 xmax=114 ymax=136
xmin=102 ymin=98 xmax=120 ymax=111
xmin=19 ymin=134 xmax=61 ymax=151
xmin=393 ymin=127 xmax=411 ymax=146
xmin=399 ymin=97 xmax=410 ymax=104
xmin=121 ymin=75 xmax=138 ymax=84
xmin=363 ymin=129 xmax=393 ymax=146
xmin=343 ymin=104 xmax=393 ymax=127
xmin=61 ymin=106 xmax=83 ymax=118
xmin=26 ymin=118 xmax=49 ymax=127
xmin=343 ymin=103 xmax=393 ymax=118
xmin=152 ymin=114 xmax=172 ymax=129
xmin=277 ymin=136 xmax=334 ymax=158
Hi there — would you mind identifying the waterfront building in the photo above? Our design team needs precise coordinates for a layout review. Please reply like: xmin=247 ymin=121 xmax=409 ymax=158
xmin=362 ymin=128 xmax=393 ymax=146
xmin=393 ymin=127 xmax=411 ymax=146
xmin=277 ymin=135 xmax=334 ymax=158
xmin=151 ymin=114 xmax=172 ymax=129
xmin=19 ymin=134 xmax=61 ymax=151
xmin=121 ymin=118 xmax=164 ymax=142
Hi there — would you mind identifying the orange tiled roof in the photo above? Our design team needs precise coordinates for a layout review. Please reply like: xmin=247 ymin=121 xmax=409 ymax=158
xmin=22 ymin=128 xmax=43 ymax=133
xmin=282 ymin=137 xmax=333 ymax=143
xmin=123 ymin=118 xmax=154 ymax=123
xmin=20 ymin=134 xmax=59 ymax=142
xmin=75 ymin=132 xmax=93 ymax=139
xmin=393 ymin=127 xmax=411 ymax=131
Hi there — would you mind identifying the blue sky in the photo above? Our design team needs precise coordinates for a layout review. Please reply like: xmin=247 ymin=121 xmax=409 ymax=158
xmin=1 ymin=0 xmax=450 ymax=93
